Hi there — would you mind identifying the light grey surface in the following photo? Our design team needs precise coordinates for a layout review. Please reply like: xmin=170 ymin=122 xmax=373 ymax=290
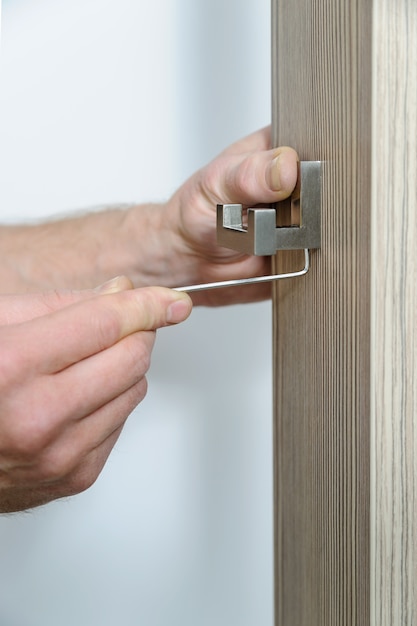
xmin=0 ymin=1 xmax=273 ymax=625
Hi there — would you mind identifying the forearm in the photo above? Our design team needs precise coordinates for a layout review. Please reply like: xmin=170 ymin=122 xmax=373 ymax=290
xmin=0 ymin=203 xmax=189 ymax=293
xmin=0 ymin=131 xmax=299 ymax=304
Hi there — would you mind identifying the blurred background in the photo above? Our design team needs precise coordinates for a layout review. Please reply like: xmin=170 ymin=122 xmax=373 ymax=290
xmin=0 ymin=1 xmax=273 ymax=624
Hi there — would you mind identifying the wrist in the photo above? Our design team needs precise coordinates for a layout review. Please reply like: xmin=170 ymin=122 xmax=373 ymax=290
xmin=123 ymin=201 xmax=196 ymax=289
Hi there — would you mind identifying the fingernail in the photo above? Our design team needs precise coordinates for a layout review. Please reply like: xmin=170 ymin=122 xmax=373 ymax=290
xmin=94 ymin=276 xmax=133 ymax=294
xmin=268 ymin=154 xmax=283 ymax=191
xmin=166 ymin=296 xmax=192 ymax=324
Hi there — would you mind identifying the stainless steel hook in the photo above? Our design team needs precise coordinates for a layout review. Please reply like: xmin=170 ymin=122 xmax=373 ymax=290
xmin=217 ymin=160 xmax=322 ymax=254
xmin=174 ymin=160 xmax=321 ymax=293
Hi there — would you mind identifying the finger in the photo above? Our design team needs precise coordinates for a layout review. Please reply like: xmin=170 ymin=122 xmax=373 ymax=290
xmin=55 ymin=378 xmax=145 ymax=481
xmin=0 ymin=365 xmax=147 ymax=492
xmin=61 ymin=424 xmax=125 ymax=498
xmin=0 ymin=275 xmax=133 ymax=326
xmin=211 ymin=145 xmax=299 ymax=206
xmin=0 ymin=420 xmax=126 ymax=511
xmin=35 ymin=380 xmax=146 ymax=492
xmin=22 ymin=378 xmax=146 ymax=501
xmin=7 ymin=287 xmax=192 ymax=374
xmin=45 ymin=330 xmax=156 ymax=426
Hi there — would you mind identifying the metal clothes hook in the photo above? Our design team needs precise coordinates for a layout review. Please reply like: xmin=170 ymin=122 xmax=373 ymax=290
xmin=174 ymin=160 xmax=322 ymax=292
xmin=216 ymin=161 xmax=322 ymax=254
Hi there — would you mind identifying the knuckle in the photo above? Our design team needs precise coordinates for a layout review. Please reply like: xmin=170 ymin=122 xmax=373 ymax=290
xmin=234 ymin=155 xmax=254 ymax=193
xmin=11 ymin=432 xmax=44 ymax=460
xmin=69 ymin=469 xmax=98 ymax=495
xmin=36 ymin=448 xmax=80 ymax=485
xmin=114 ymin=377 xmax=149 ymax=417
xmin=133 ymin=288 xmax=169 ymax=328
xmin=36 ymin=459 xmax=66 ymax=484
xmin=1 ymin=388 xmax=61 ymax=462
xmin=94 ymin=307 xmax=122 ymax=349
xmin=0 ymin=342 xmax=27 ymax=388
xmin=0 ymin=345 xmax=57 ymax=461
xmin=130 ymin=377 xmax=148 ymax=404
xmin=123 ymin=332 xmax=154 ymax=379
xmin=64 ymin=460 xmax=104 ymax=497
xmin=135 ymin=344 xmax=152 ymax=376
xmin=200 ymin=162 xmax=221 ymax=202
xmin=38 ymin=289 xmax=69 ymax=314
xmin=7 ymin=421 xmax=48 ymax=464
xmin=1 ymin=412 xmax=51 ymax=462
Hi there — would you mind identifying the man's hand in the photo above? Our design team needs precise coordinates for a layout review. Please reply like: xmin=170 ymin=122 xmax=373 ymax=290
xmin=164 ymin=127 xmax=298 ymax=305
xmin=0 ymin=127 xmax=297 ymax=303
xmin=0 ymin=282 xmax=192 ymax=513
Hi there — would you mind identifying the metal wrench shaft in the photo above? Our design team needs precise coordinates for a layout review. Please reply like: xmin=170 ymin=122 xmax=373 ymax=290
xmin=174 ymin=249 xmax=310 ymax=293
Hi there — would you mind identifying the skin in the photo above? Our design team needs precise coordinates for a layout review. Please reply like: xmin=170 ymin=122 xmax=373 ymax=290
xmin=0 ymin=128 xmax=298 ymax=304
xmin=0 ymin=127 xmax=298 ymax=512
xmin=0 ymin=281 xmax=192 ymax=512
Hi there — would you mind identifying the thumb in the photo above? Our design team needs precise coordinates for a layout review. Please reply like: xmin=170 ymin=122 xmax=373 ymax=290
xmin=0 ymin=276 xmax=133 ymax=326
xmin=218 ymin=146 xmax=299 ymax=206
xmin=11 ymin=286 xmax=193 ymax=373
xmin=111 ymin=286 xmax=193 ymax=337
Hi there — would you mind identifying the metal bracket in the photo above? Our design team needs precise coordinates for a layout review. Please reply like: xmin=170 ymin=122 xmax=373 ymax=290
xmin=216 ymin=160 xmax=322 ymax=255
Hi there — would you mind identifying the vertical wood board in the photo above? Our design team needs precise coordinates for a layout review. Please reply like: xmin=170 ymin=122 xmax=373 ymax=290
xmin=271 ymin=1 xmax=372 ymax=624
xmin=371 ymin=2 xmax=417 ymax=624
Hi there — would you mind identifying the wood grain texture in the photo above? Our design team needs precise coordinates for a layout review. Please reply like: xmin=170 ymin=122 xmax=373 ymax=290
xmin=271 ymin=1 xmax=372 ymax=624
xmin=371 ymin=2 xmax=417 ymax=624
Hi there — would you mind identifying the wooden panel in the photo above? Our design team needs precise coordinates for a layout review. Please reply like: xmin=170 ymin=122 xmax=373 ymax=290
xmin=371 ymin=2 xmax=417 ymax=624
xmin=271 ymin=1 xmax=372 ymax=624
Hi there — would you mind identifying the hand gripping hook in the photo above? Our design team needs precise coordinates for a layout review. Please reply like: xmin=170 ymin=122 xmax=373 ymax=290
xmin=175 ymin=160 xmax=322 ymax=293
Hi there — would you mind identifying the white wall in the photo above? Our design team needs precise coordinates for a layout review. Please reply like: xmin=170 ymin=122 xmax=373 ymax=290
xmin=0 ymin=1 xmax=273 ymax=625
